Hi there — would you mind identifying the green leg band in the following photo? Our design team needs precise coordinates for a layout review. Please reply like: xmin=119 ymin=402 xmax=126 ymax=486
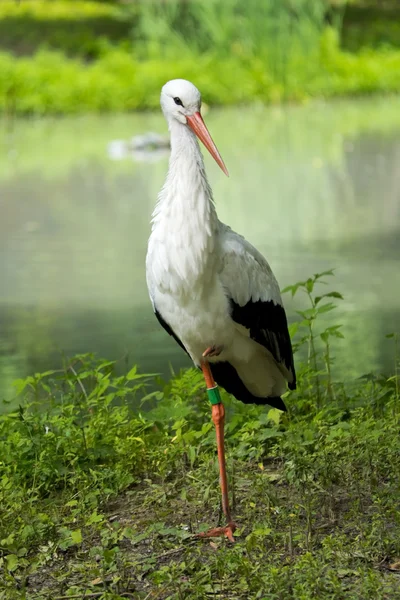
xmin=207 ymin=386 xmax=222 ymax=405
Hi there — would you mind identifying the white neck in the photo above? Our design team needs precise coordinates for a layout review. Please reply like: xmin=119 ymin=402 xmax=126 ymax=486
xmin=150 ymin=119 xmax=218 ymax=290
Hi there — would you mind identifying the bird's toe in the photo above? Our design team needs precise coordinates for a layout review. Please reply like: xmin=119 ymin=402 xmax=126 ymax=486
xmin=203 ymin=345 xmax=224 ymax=358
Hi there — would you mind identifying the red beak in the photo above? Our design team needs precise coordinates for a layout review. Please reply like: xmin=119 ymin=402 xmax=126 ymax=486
xmin=186 ymin=112 xmax=229 ymax=177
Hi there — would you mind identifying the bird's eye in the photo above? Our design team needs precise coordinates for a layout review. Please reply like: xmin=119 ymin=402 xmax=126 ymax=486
xmin=173 ymin=97 xmax=184 ymax=107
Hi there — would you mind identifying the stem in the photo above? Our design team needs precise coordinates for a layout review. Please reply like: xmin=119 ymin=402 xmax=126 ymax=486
xmin=324 ymin=341 xmax=334 ymax=402
xmin=69 ymin=364 xmax=89 ymax=453
xmin=69 ymin=364 xmax=89 ymax=403
xmin=306 ymin=289 xmax=321 ymax=406
xmin=394 ymin=333 xmax=399 ymax=422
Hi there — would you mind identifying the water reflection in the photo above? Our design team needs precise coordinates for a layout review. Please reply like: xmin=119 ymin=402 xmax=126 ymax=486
xmin=0 ymin=98 xmax=399 ymax=405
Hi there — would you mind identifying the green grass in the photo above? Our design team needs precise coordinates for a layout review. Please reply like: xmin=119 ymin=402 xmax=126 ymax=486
xmin=1 ymin=274 xmax=400 ymax=598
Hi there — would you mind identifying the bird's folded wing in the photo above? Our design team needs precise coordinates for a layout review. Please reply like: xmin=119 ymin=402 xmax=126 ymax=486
xmin=218 ymin=225 xmax=296 ymax=389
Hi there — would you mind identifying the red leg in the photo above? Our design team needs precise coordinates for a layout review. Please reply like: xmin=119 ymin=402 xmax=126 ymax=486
xmin=196 ymin=360 xmax=236 ymax=543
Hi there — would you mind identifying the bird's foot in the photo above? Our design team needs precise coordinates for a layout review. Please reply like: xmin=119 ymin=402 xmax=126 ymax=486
xmin=203 ymin=345 xmax=224 ymax=358
xmin=196 ymin=521 xmax=236 ymax=543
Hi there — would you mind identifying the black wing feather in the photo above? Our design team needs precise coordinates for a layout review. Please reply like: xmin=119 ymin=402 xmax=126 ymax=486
xmin=229 ymin=298 xmax=296 ymax=390
xmin=209 ymin=361 xmax=287 ymax=410
xmin=154 ymin=308 xmax=190 ymax=357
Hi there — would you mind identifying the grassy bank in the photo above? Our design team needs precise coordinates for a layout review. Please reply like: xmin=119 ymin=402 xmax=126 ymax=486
xmin=1 ymin=356 xmax=400 ymax=598
xmin=1 ymin=274 xmax=400 ymax=598
xmin=1 ymin=0 xmax=400 ymax=114
xmin=2 ymin=33 xmax=400 ymax=115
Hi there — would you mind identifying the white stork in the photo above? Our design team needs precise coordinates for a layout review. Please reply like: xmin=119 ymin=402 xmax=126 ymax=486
xmin=146 ymin=79 xmax=296 ymax=541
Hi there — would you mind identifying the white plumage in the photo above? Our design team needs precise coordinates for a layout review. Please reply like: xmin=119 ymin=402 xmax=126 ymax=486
xmin=146 ymin=79 xmax=295 ymax=410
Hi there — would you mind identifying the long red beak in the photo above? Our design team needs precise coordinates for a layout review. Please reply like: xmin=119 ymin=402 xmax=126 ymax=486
xmin=187 ymin=112 xmax=229 ymax=177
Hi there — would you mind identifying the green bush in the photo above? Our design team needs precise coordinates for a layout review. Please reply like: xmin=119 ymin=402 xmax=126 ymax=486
xmin=1 ymin=32 xmax=400 ymax=116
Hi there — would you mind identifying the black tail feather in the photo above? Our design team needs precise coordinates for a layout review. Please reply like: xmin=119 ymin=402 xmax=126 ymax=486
xmin=209 ymin=361 xmax=287 ymax=412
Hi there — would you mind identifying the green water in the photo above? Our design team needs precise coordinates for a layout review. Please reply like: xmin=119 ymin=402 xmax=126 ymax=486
xmin=1 ymin=97 xmax=400 ymax=404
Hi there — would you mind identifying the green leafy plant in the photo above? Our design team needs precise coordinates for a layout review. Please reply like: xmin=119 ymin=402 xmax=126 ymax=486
xmin=283 ymin=269 xmax=344 ymax=407
xmin=0 ymin=270 xmax=399 ymax=598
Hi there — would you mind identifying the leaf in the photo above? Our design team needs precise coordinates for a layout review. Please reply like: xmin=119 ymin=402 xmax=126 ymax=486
xmin=246 ymin=527 xmax=272 ymax=541
xmin=267 ymin=408 xmax=282 ymax=426
xmin=140 ymin=391 xmax=164 ymax=404
xmin=96 ymin=360 xmax=115 ymax=370
xmin=65 ymin=500 xmax=79 ymax=508
xmin=39 ymin=370 xmax=57 ymax=377
xmin=333 ymin=330 xmax=344 ymax=339
xmin=158 ymin=527 xmax=191 ymax=539
xmin=281 ymin=284 xmax=293 ymax=294
xmin=126 ymin=368 xmax=159 ymax=381
xmin=326 ymin=291 xmax=343 ymax=299
xmin=126 ymin=366 xmax=137 ymax=380
xmin=282 ymin=282 xmax=305 ymax=297
xmin=12 ymin=379 xmax=30 ymax=395
xmin=296 ymin=308 xmax=316 ymax=319
xmin=315 ymin=292 xmax=343 ymax=305
xmin=131 ymin=437 xmax=145 ymax=445
xmin=127 ymin=532 xmax=148 ymax=545
xmin=70 ymin=529 xmax=83 ymax=544
xmin=5 ymin=554 xmax=19 ymax=572
xmin=320 ymin=325 xmax=345 ymax=340
xmin=305 ymin=278 xmax=314 ymax=293
xmin=337 ymin=568 xmax=357 ymax=578
xmin=259 ymin=429 xmax=283 ymax=440
xmin=86 ymin=511 xmax=104 ymax=526
xmin=316 ymin=302 xmax=336 ymax=314
xmin=314 ymin=269 xmax=335 ymax=279
xmin=288 ymin=322 xmax=299 ymax=338
xmin=188 ymin=445 xmax=196 ymax=467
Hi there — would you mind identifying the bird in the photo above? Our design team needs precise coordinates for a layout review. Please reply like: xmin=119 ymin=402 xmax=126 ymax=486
xmin=146 ymin=79 xmax=296 ymax=541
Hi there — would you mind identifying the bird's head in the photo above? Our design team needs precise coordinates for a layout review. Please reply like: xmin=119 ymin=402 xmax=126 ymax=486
xmin=161 ymin=79 xmax=228 ymax=176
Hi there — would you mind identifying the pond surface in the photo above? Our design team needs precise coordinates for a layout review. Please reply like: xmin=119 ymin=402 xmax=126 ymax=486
xmin=1 ymin=98 xmax=400 ymax=404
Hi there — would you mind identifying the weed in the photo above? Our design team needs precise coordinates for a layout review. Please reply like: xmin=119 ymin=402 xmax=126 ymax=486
xmin=283 ymin=269 xmax=344 ymax=407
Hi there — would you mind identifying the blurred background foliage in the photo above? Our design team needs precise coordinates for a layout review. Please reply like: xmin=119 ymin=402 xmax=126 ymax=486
xmin=1 ymin=0 xmax=400 ymax=114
